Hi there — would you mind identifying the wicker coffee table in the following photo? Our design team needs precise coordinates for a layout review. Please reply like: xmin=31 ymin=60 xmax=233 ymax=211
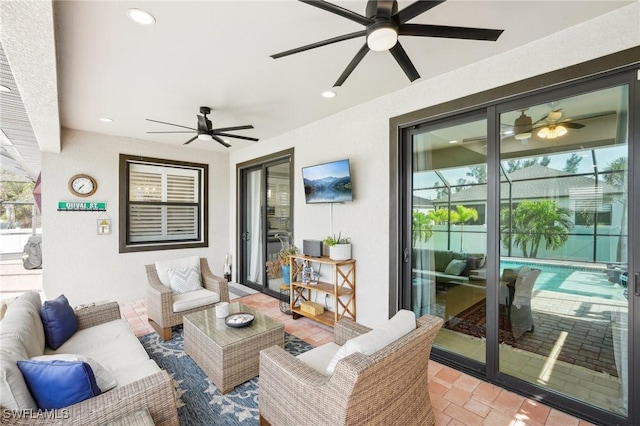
xmin=183 ymin=302 xmax=284 ymax=394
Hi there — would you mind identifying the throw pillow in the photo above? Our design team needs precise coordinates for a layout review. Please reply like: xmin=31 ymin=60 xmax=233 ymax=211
xmin=444 ymin=259 xmax=467 ymax=276
xmin=40 ymin=295 xmax=78 ymax=350
xmin=30 ymin=354 xmax=117 ymax=392
xmin=168 ymin=265 xmax=202 ymax=294
xmin=325 ymin=310 xmax=416 ymax=375
xmin=17 ymin=359 xmax=101 ymax=410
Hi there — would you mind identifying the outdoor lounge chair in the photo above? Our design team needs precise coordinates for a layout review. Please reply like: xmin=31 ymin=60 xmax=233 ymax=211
xmin=145 ymin=257 xmax=229 ymax=341
xmin=259 ymin=313 xmax=443 ymax=426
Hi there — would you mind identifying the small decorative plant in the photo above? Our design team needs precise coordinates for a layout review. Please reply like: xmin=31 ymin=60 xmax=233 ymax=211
xmin=323 ymin=232 xmax=351 ymax=247
xmin=266 ymin=235 xmax=299 ymax=280
xmin=324 ymin=232 xmax=352 ymax=260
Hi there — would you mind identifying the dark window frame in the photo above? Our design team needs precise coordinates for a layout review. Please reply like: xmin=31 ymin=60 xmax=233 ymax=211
xmin=119 ymin=154 xmax=208 ymax=253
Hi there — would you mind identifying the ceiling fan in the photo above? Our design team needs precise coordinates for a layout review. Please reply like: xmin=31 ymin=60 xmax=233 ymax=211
xmin=146 ymin=106 xmax=258 ymax=148
xmin=510 ymin=109 xmax=615 ymax=141
xmin=271 ymin=0 xmax=504 ymax=87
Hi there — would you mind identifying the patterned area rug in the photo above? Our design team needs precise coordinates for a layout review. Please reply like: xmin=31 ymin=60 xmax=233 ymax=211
xmin=139 ymin=326 xmax=313 ymax=425
xmin=443 ymin=299 xmax=617 ymax=377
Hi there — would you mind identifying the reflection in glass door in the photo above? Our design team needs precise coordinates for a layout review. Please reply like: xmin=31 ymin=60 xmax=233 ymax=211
xmin=498 ymin=85 xmax=629 ymax=415
xmin=239 ymin=155 xmax=292 ymax=297
xmin=410 ymin=116 xmax=488 ymax=362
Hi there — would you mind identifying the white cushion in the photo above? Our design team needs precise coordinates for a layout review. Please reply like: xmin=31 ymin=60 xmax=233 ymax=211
xmin=0 ymin=293 xmax=45 ymax=358
xmin=0 ymin=334 xmax=37 ymax=410
xmin=296 ymin=342 xmax=341 ymax=375
xmin=326 ymin=310 xmax=416 ymax=375
xmin=168 ymin=265 xmax=202 ymax=294
xmin=172 ymin=288 xmax=220 ymax=313
xmin=155 ymin=256 xmax=200 ymax=288
xmin=31 ymin=354 xmax=117 ymax=392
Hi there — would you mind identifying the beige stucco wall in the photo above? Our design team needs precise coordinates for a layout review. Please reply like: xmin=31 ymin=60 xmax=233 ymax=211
xmin=41 ymin=128 xmax=230 ymax=305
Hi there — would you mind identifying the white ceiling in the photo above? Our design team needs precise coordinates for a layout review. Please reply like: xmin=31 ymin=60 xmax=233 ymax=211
xmin=0 ymin=0 xmax=635 ymax=177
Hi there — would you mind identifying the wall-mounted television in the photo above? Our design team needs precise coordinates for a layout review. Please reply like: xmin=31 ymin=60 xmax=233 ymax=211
xmin=302 ymin=159 xmax=353 ymax=204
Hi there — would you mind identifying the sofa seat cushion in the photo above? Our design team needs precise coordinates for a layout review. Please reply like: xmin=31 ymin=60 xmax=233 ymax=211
xmin=44 ymin=319 xmax=161 ymax=388
xmin=0 ymin=334 xmax=38 ymax=410
xmin=31 ymin=354 xmax=117 ymax=392
xmin=296 ymin=342 xmax=341 ymax=375
xmin=0 ymin=292 xmax=45 ymax=358
xmin=326 ymin=310 xmax=416 ymax=375
xmin=40 ymin=294 xmax=78 ymax=350
xmin=155 ymin=256 xmax=201 ymax=288
xmin=172 ymin=288 xmax=220 ymax=313
xmin=17 ymin=359 xmax=101 ymax=410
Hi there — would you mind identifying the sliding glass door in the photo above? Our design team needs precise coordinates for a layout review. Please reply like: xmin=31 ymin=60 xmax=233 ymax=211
xmin=238 ymin=150 xmax=293 ymax=297
xmin=400 ymin=71 xmax=636 ymax=423
xmin=409 ymin=114 xmax=488 ymax=364
xmin=497 ymin=84 xmax=629 ymax=415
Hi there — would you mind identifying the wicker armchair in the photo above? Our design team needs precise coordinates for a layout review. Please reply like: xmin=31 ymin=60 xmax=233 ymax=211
xmin=146 ymin=257 xmax=229 ymax=340
xmin=259 ymin=313 xmax=443 ymax=426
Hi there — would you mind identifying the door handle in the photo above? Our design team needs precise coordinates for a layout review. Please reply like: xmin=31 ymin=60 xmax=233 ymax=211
xmin=403 ymin=248 xmax=409 ymax=263
xmin=635 ymin=273 xmax=639 ymax=297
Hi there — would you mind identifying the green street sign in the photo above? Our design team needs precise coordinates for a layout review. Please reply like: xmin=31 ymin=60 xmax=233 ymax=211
xmin=58 ymin=201 xmax=106 ymax=211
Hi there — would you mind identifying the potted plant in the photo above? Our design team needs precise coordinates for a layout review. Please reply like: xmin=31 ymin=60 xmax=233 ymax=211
xmin=323 ymin=232 xmax=351 ymax=261
xmin=266 ymin=236 xmax=299 ymax=284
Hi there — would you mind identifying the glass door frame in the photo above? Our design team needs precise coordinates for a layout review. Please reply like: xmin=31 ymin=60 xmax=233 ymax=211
xmin=393 ymin=62 xmax=639 ymax=425
xmin=237 ymin=148 xmax=294 ymax=299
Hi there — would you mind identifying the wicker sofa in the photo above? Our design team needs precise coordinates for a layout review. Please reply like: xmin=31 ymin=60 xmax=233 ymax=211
xmin=259 ymin=313 xmax=443 ymax=426
xmin=0 ymin=292 xmax=179 ymax=425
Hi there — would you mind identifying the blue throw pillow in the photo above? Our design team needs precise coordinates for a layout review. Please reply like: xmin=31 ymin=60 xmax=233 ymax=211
xmin=17 ymin=360 xmax=101 ymax=410
xmin=40 ymin=294 xmax=78 ymax=350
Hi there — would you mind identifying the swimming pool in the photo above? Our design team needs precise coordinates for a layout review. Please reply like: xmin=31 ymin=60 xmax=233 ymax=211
xmin=501 ymin=259 xmax=626 ymax=301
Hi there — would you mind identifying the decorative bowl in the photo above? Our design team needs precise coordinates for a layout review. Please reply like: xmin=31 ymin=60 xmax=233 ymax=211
xmin=224 ymin=312 xmax=255 ymax=328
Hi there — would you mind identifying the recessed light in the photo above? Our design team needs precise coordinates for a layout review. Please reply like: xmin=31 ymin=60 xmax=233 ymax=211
xmin=127 ymin=8 xmax=156 ymax=25
xmin=0 ymin=85 xmax=11 ymax=93
xmin=503 ymin=130 xmax=513 ymax=136
xmin=321 ymin=90 xmax=336 ymax=98
xmin=449 ymin=140 xmax=458 ymax=144
xmin=99 ymin=117 xmax=113 ymax=123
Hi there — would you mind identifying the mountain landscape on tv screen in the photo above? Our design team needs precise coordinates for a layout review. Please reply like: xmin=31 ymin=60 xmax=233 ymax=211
xmin=304 ymin=175 xmax=352 ymax=203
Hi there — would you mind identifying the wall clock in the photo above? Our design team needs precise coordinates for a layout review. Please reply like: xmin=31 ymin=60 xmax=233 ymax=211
xmin=68 ymin=174 xmax=97 ymax=197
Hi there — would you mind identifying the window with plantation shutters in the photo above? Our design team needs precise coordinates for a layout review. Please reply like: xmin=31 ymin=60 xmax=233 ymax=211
xmin=120 ymin=155 xmax=208 ymax=252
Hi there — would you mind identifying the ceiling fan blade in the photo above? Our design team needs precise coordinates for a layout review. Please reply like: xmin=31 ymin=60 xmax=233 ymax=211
xmin=299 ymin=0 xmax=371 ymax=26
xmin=333 ymin=43 xmax=370 ymax=87
xmin=271 ymin=30 xmax=366 ymax=59
xmin=214 ymin=132 xmax=259 ymax=142
xmin=563 ymin=122 xmax=585 ymax=129
xmin=212 ymin=135 xmax=231 ymax=148
xmin=146 ymin=131 xmax=196 ymax=134
xmin=399 ymin=24 xmax=503 ymax=41
xmin=146 ymin=118 xmax=196 ymax=131
xmin=213 ymin=125 xmax=254 ymax=132
xmin=183 ymin=136 xmax=198 ymax=145
xmin=389 ymin=42 xmax=420 ymax=82
xmin=395 ymin=1 xmax=445 ymax=24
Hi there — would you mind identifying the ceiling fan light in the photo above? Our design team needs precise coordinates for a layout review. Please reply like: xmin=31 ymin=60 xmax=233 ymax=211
xmin=197 ymin=134 xmax=212 ymax=141
xmin=537 ymin=124 xmax=567 ymax=140
xmin=367 ymin=27 xmax=398 ymax=51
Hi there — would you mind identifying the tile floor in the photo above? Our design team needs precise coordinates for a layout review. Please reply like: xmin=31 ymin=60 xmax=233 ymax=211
xmin=0 ymin=257 xmax=592 ymax=426
xmin=120 ymin=292 xmax=592 ymax=426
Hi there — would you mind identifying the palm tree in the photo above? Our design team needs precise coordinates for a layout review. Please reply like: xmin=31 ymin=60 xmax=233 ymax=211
xmin=450 ymin=205 xmax=478 ymax=251
xmin=500 ymin=200 xmax=573 ymax=258
xmin=412 ymin=210 xmax=433 ymax=246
